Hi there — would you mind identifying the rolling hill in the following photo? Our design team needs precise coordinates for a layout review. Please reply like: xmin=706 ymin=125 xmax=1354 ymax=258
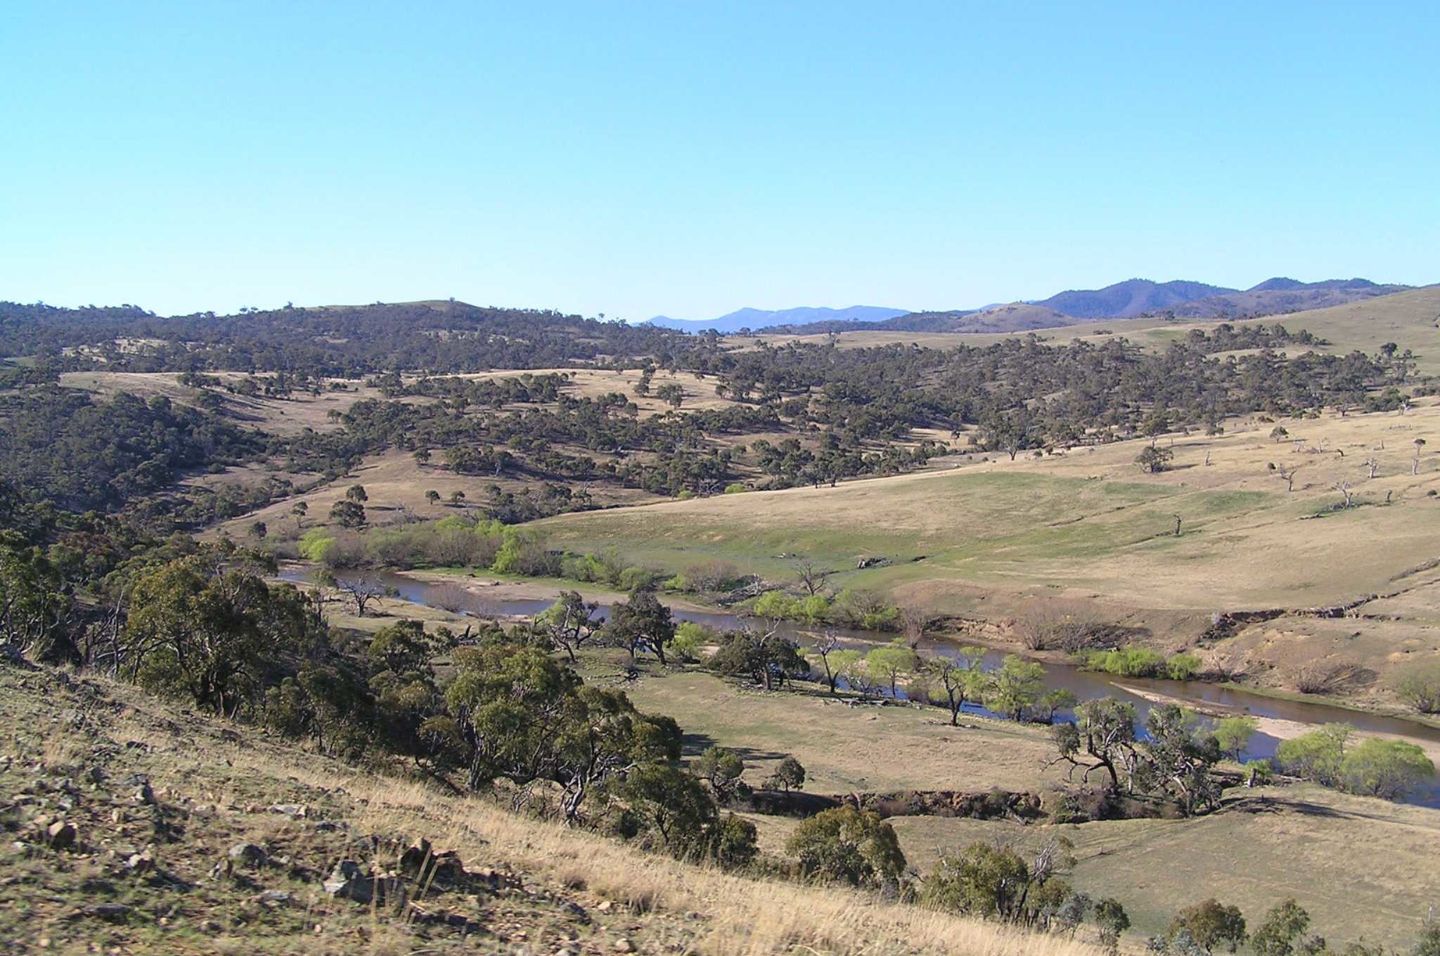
xmin=769 ymin=278 xmax=1425 ymax=337
xmin=1164 ymin=277 xmax=1413 ymax=318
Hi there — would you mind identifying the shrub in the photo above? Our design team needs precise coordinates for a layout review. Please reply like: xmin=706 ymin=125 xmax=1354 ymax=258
xmin=298 ymin=528 xmax=336 ymax=562
xmin=1395 ymin=661 xmax=1440 ymax=714
xmin=723 ymin=482 xmax=747 ymax=494
xmin=1274 ymin=724 xmax=1350 ymax=787
xmin=835 ymin=588 xmax=901 ymax=631
xmin=1338 ymin=737 xmax=1435 ymax=800
xmin=764 ymin=755 xmax=806 ymax=792
xmin=919 ymin=842 xmax=1031 ymax=919
xmin=1166 ymin=653 xmax=1202 ymax=681
xmin=490 ymin=528 xmax=560 ymax=577
xmin=752 ymin=590 xmax=802 ymax=621
xmin=799 ymin=593 xmax=831 ymax=623
xmin=1081 ymin=646 xmax=1167 ymax=678
xmin=683 ymin=561 xmax=743 ymax=592
xmin=617 ymin=566 xmax=662 ymax=591
xmin=785 ymin=807 xmax=906 ymax=888
xmin=671 ymin=621 xmax=712 ymax=663
xmin=1243 ymin=759 xmax=1273 ymax=786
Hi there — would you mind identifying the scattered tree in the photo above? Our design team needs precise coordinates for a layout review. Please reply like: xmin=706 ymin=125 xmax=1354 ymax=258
xmin=1051 ymin=697 xmax=1138 ymax=792
xmin=605 ymin=589 xmax=677 ymax=665
xmin=1137 ymin=445 xmax=1175 ymax=474
xmin=709 ymin=626 xmax=808 ymax=690
xmin=923 ymin=648 xmax=987 ymax=725
xmin=694 ymin=746 xmax=745 ymax=802
xmin=1094 ymin=898 xmax=1131 ymax=954
xmin=534 ymin=590 xmax=601 ymax=662
xmin=865 ymin=641 xmax=916 ymax=697
xmin=329 ymin=499 xmax=366 ymax=528
xmin=1211 ymin=715 xmax=1259 ymax=761
xmin=1251 ymin=899 xmax=1322 ymax=956
xmin=920 ymin=838 xmax=1082 ymax=931
xmin=986 ymin=655 xmax=1046 ymax=721
xmin=765 ymin=755 xmax=806 ymax=792
xmin=1167 ymin=899 xmax=1247 ymax=954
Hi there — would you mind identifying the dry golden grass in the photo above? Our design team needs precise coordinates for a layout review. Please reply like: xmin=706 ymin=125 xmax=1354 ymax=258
xmin=617 ymin=668 xmax=1063 ymax=794
xmin=1 ymin=667 xmax=1105 ymax=956
xmin=211 ymin=447 xmax=665 ymax=541
xmin=341 ymin=782 xmax=1104 ymax=956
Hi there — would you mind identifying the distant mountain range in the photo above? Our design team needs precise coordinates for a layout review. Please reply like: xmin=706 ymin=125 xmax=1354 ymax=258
xmin=650 ymin=277 xmax=1414 ymax=336
xmin=646 ymin=305 xmax=907 ymax=334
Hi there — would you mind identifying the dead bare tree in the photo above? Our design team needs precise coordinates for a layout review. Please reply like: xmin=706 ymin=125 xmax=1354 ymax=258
xmin=1413 ymin=437 xmax=1427 ymax=476
xmin=1363 ymin=457 xmax=1380 ymax=479
xmin=1269 ymin=462 xmax=1302 ymax=492
xmin=324 ymin=572 xmax=397 ymax=617
xmin=900 ymin=605 xmax=938 ymax=650
xmin=812 ymin=629 xmax=845 ymax=694
xmin=790 ymin=556 xmax=832 ymax=596
xmin=1334 ymin=481 xmax=1354 ymax=509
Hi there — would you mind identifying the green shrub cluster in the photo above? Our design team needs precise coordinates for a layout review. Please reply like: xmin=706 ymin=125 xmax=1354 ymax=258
xmin=1079 ymin=646 xmax=1203 ymax=680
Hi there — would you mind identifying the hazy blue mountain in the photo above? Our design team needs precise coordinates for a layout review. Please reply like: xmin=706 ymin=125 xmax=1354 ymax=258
xmin=647 ymin=305 xmax=907 ymax=333
xmin=1037 ymin=279 xmax=1237 ymax=318
xmin=1164 ymin=278 xmax=1411 ymax=318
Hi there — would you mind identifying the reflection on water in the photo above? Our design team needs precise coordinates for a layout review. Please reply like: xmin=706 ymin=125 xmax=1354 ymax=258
xmin=280 ymin=567 xmax=1440 ymax=808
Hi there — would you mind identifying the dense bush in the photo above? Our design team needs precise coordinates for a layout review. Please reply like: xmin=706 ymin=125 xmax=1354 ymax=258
xmin=1080 ymin=646 xmax=1204 ymax=680
xmin=1274 ymin=724 xmax=1436 ymax=799
xmin=919 ymin=840 xmax=1085 ymax=933
xmin=784 ymin=807 xmax=906 ymax=889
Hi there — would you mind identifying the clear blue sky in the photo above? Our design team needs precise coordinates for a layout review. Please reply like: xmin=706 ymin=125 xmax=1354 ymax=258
xmin=2 ymin=2 xmax=1436 ymax=320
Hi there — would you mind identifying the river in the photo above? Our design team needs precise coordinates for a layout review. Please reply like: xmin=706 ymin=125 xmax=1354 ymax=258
xmin=281 ymin=567 xmax=1440 ymax=808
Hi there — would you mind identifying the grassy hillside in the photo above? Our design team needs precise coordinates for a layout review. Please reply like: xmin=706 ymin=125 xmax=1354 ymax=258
xmin=536 ymin=400 xmax=1440 ymax=702
xmin=0 ymin=664 xmax=1102 ymax=956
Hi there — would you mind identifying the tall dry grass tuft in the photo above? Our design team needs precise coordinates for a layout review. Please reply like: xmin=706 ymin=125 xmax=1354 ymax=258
xmin=235 ymin=760 xmax=1099 ymax=955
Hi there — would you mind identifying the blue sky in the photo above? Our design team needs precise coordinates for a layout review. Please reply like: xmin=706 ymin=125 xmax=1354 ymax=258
xmin=2 ymin=2 xmax=1436 ymax=320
